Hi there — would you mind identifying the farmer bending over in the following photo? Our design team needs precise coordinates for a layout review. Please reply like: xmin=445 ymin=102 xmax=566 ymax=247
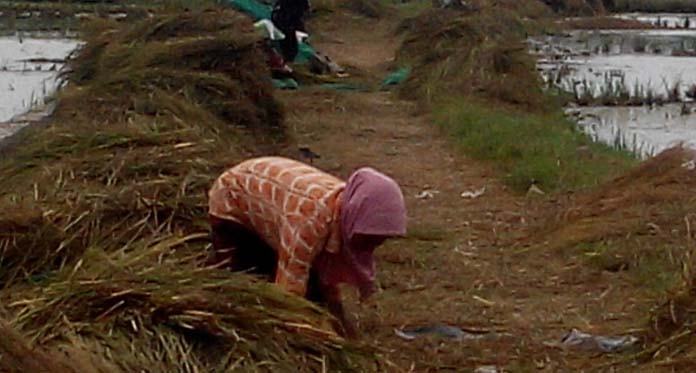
xmin=207 ymin=157 xmax=407 ymax=338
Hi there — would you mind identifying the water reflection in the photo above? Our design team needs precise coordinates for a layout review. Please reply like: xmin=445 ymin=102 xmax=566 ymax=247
xmin=531 ymin=28 xmax=696 ymax=157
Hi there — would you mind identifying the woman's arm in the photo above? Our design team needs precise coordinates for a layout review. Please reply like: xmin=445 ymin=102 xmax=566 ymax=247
xmin=306 ymin=271 xmax=358 ymax=339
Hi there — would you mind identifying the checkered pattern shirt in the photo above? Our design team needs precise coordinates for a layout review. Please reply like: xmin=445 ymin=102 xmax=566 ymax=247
xmin=208 ymin=157 xmax=345 ymax=296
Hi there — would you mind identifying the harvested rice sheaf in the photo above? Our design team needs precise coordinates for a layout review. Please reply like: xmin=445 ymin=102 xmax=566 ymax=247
xmin=395 ymin=5 xmax=545 ymax=110
xmin=530 ymin=147 xmax=696 ymax=250
xmin=5 ymin=241 xmax=379 ymax=372
xmin=0 ymin=8 xmax=286 ymax=286
xmin=61 ymin=8 xmax=283 ymax=132
xmin=0 ymin=7 xmax=377 ymax=371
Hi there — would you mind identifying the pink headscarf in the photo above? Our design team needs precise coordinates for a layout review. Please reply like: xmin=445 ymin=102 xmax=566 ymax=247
xmin=341 ymin=167 xmax=407 ymax=246
xmin=315 ymin=167 xmax=406 ymax=299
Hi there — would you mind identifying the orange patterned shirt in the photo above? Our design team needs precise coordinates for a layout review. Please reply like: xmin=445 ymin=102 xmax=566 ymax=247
xmin=208 ymin=157 xmax=345 ymax=296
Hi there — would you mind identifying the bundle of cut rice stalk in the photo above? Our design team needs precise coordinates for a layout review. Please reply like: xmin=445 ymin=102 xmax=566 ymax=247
xmin=6 ymin=235 xmax=380 ymax=372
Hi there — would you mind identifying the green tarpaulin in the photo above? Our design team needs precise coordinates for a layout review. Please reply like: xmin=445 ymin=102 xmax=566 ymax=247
xmin=319 ymin=83 xmax=365 ymax=91
xmin=295 ymin=42 xmax=316 ymax=64
xmin=272 ymin=78 xmax=299 ymax=89
xmin=221 ymin=0 xmax=315 ymax=64
xmin=220 ymin=0 xmax=271 ymax=20
xmin=221 ymin=0 xmax=411 ymax=91
xmin=380 ymin=68 xmax=410 ymax=89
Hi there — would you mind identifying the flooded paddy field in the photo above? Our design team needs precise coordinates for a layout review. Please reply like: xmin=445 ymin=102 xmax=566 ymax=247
xmin=531 ymin=26 xmax=696 ymax=158
xmin=532 ymin=30 xmax=696 ymax=99
xmin=613 ymin=12 xmax=696 ymax=29
xmin=0 ymin=34 xmax=79 ymax=139
xmin=568 ymin=103 xmax=696 ymax=158
xmin=0 ymin=2 xmax=159 ymax=142
xmin=0 ymin=1 xmax=150 ymax=34
xmin=533 ymin=29 xmax=696 ymax=57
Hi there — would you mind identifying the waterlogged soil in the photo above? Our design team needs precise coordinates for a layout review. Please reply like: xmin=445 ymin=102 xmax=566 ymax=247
xmin=0 ymin=35 xmax=79 ymax=136
xmin=555 ymin=54 xmax=696 ymax=98
xmin=533 ymin=30 xmax=696 ymax=98
xmin=533 ymin=29 xmax=696 ymax=56
xmin=532 ymin=28 xmax=696 ymax=156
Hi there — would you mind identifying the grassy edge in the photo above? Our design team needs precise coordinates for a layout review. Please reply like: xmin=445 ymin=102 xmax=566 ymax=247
xmin=431 ymin=98 xmax=637 ymax=193
xmin=391 ymin=1 xmax=638 ymax=194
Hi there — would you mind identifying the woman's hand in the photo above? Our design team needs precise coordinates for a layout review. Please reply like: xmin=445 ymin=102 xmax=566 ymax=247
xmin=326 ymin=296 xmax=359 ymax=339
xmin=308 ymin=277 xmax=360 ymax=339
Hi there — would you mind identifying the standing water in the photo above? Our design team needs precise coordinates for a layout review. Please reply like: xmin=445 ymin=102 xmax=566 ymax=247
xmin=531 ymin=26 xmax=696 ymax=158
xmin=613 ymin=13 xmax=696 ymax=29
xmin=0 ymin=34 xmax=79 ymax=140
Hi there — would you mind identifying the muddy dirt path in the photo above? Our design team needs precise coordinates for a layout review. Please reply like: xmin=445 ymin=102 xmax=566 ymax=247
xmin=280 ymin=14 xmax=649 ymax=371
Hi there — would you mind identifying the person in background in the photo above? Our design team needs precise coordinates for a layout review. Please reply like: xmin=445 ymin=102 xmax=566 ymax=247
xmin=207 ymin=156 xmax=407 ymax=338
xmin=271 ymin=0 xmax=310 ymax=62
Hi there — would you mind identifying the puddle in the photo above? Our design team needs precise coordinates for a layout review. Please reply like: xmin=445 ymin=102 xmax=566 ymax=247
xmin=531 ymin=28 xmax=696 ymax=157
xmin=613 ymin=13 xmax=696 ymax=29
xmin=0 ymin=34 xmax=79 ymax=140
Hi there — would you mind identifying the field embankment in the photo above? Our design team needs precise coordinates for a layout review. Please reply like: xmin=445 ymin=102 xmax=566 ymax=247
xmin=3 ymin=0 xmax=696 ymax=371
xmin=394 ymin=2 xmax=636 ymax=193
